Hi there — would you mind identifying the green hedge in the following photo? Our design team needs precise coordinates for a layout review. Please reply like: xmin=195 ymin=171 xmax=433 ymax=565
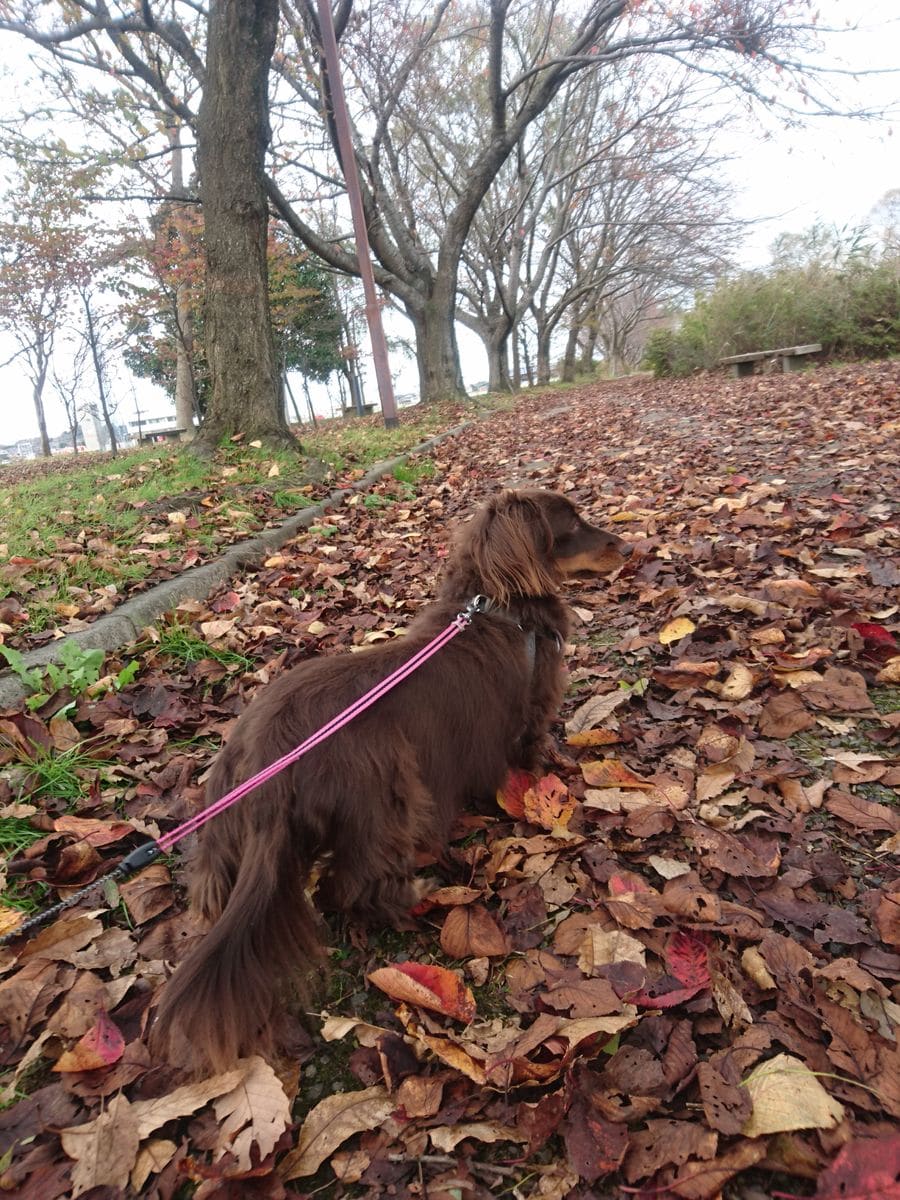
xmin=645 ymin=259 xmax=900 ymax=377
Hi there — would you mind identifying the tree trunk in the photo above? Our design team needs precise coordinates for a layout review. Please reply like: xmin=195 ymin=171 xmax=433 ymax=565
xmin=174 ymin=283 xmax=196 ymax=437
xmin=409 ymin=283 xmax=466 ymax=402
xmin=482 ymin=322 xmax=513 ymax=393
xmin=561 ymin=326 xmax=580 ymax=383
xmin=168 ymin=124 xmax=198 ymax=440
xmin=194 ymin=0 xmax=295 ymax=451
xmin=519 ymin=332 xmax=533 ymax=388
xmin=83 ymin=292 xmax=118 ymax=457
xmin=579 ymin=323 xmax=598 ymax=374
xmin=536 ymin=325 xmax=552 ymax=386
xmin=32 ymin=352 xmax=51 ymax=458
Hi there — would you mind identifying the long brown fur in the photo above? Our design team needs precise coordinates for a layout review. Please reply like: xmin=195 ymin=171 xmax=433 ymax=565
xmin=152 ymin=489 xmax=629 ymax=1070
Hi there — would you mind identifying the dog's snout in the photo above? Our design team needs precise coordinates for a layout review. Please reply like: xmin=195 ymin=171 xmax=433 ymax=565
xmin=619 ymin=540 xmax=633 ymax=558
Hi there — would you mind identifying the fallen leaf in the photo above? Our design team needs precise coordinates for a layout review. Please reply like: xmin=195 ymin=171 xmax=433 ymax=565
xmin=278 ymin=1086 xmax=394 ymax=1180
xmin=368 ymin=962 xmax=476 ymax=1022
xmin=211 ymin=1054 xmax=292 ymax=1170
xmin=61 ymin=1093 xmax=140 ymax=1196
xmin=811 ymin=1132 xmax=900 ymax=1199
xmin=742 ymin=1053 xmax=845 ymax=1136
xmin=429 ymin=1121 xmax=523 ymax=1152
xmin=440 ymin=905 xmax=510 ymax=959
xmin=660 ymin=617 xmax=696 ymax=644
xmin=53 ymin=1010 xmax=125 ymax=1072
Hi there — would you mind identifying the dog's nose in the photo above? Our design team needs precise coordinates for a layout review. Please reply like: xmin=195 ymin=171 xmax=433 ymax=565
xmin=619 ymin=541 xmax=633 ymax=558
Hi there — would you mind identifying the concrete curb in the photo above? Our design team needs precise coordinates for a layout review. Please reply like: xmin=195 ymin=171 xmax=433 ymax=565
xmin=0 ymin=421 xmax=472 ymax=710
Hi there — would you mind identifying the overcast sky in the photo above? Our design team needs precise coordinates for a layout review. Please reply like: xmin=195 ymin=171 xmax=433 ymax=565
xmin=1 ymin=1 xmax=898 ymax=447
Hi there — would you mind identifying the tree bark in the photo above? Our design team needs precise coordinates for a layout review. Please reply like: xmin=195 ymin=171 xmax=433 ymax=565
xmin=83 ymin=292 xmax=118 ymax=456
xmin=167 ymin=124 xmax=198 ymax=440
xmin=484 ymin=326 xmax=513 ymax=392
xmin=536 ymin=323 xmax=553 ymax=386
xmin=561 ymin=326 xmax=580 ymax=382
xmin=31 ymin=349 xmax=51 ymax=457
xmin=408 ymin=282 xmax=465 ymax=401
xmin=194 ymin=0 xmax=295 ymax=451
xmin=579 ymin=322 xmax=598 ymax=374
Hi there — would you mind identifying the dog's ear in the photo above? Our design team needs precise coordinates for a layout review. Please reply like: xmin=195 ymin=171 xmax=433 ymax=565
xmin=469 ymin=490 xmax=560 ymax=604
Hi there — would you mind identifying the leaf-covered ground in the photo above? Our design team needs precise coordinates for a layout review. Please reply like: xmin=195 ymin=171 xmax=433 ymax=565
xmin=0 ymin=362 xmax=898 ymax=1200
xmin=0 ymin=402 xmax=469 ymax=650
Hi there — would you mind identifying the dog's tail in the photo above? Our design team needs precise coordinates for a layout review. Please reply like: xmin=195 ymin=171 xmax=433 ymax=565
xmin=152 ymin=806 xmax=324 ymax=1072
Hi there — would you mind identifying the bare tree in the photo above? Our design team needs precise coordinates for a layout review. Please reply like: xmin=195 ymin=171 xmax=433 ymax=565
xmin=0 ymin=0 xmax=875 ymax=411
xmin=0 ymin=140 xmax=97 ymax=456
xmin=80 ymin=288 xmax=119 ymax=455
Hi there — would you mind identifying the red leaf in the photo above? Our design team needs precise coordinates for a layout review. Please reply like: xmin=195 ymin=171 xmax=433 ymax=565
xmin=633 ymin=983 xmax=704 ymax=1010
xmin=608 ymin=872 xmax=653 ymax=896
xmin=53 ymin=1010 xmax=125 ymax=1073
xmin=211 ymin=590 xmax=242 ymax=613
xmin=813 ymin=1133 xmax=900 ymax=1199
xmin=633 ymin=932 xmax=711 ymax=1009
xmin=851 ymin=622 xmax=897 ymax=646
xmin=666 ymin=930 xmax=711 ymax=989
xmin=368 ymin=962 xmax=476 ymax=1023
xmin=497 ymin=769 xmax=535 ymax=818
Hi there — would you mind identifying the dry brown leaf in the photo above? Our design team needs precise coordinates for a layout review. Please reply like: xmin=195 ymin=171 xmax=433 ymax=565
xmin=565 ymin=689 xmax=630 ymax=735
xmin=720 ymin=663 xmax=755 ymax=700
xmin=440 ymin=905 xmax=509 ymax=959
xmin=876 ymin=657 xmax=900 ymax=683
xmin=131 ymin=1139 xmax=178 ymax=1194
xmin=429 ymin=1121 xmax=524 ymax=1152
xmin=741 ymin=947 xmax=776 ymax=990
xmin=211 ymin=1054 xmax=291 ymax=1170
xmin=129 ymin=1068 xmax=245 ymax=1139
xmin=577 ymin=928 xmax=646 ymax=976
xmin=61 ymin=1093 xmax=140 ymax=1197
xmin=278 ymin=1086 xmax=394 ymax=1180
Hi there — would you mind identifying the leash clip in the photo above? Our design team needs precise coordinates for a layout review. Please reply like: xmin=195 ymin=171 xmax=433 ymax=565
xmin=455 ymin=594 xmax=487 ymax=629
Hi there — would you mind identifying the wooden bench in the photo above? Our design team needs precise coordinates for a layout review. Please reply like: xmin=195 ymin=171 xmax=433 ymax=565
xmin=720 ymin=343 xmax=822 ymax=378
xmin=138 ymin=427 xmax=187 ymax=445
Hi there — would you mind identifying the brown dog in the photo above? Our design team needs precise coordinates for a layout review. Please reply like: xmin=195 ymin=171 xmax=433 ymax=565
xmin=153 ymin=489 xmax=629 ymax=1069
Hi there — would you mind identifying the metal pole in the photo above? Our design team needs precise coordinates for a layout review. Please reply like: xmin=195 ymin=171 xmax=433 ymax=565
xmin=316 ymin=0 xmax=399 ymax=428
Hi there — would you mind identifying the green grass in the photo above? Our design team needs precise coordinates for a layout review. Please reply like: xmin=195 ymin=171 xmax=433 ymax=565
xmin=155 ymin=621 xmax=254 ymax=672
xmin=0 ymin=816 xmax=51 ymax=914
xmin=871 ymin=686 xmax=900 ymax=714
xmin=0 ymin=404 xmax=470 ymax=646
xmin=12 ymin=742 xmax=112 ymax=807
xmin=0 ymin=816 xmax=45 ymax=857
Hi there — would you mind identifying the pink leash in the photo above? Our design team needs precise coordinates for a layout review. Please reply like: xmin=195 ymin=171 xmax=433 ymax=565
xmin=158 ymin=595 xmax=484 ymax=848
xmin=1 ymin=596 xmax=487 ymax=945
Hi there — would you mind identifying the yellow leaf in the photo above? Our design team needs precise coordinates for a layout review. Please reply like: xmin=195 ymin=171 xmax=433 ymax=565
xmin=267 ymin=462 xmax=281 ymax=477
xmin=876 ymin=657 xmax=900 ymax=684
xmin=659 ymin=617 xmax=696 ymax=645
xmin=742 ymin=1054 xmax=844 ymax=1136
xmin=721 ymin=664 xmax=754 ymax=701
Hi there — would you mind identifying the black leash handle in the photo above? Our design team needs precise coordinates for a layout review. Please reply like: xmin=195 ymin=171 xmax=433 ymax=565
xmin=0 ymin=841 xmax=163 ymax=948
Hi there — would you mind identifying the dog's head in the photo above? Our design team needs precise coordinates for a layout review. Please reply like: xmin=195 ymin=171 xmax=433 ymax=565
xmin=467 ymin=489 xmax=630 ymax=604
